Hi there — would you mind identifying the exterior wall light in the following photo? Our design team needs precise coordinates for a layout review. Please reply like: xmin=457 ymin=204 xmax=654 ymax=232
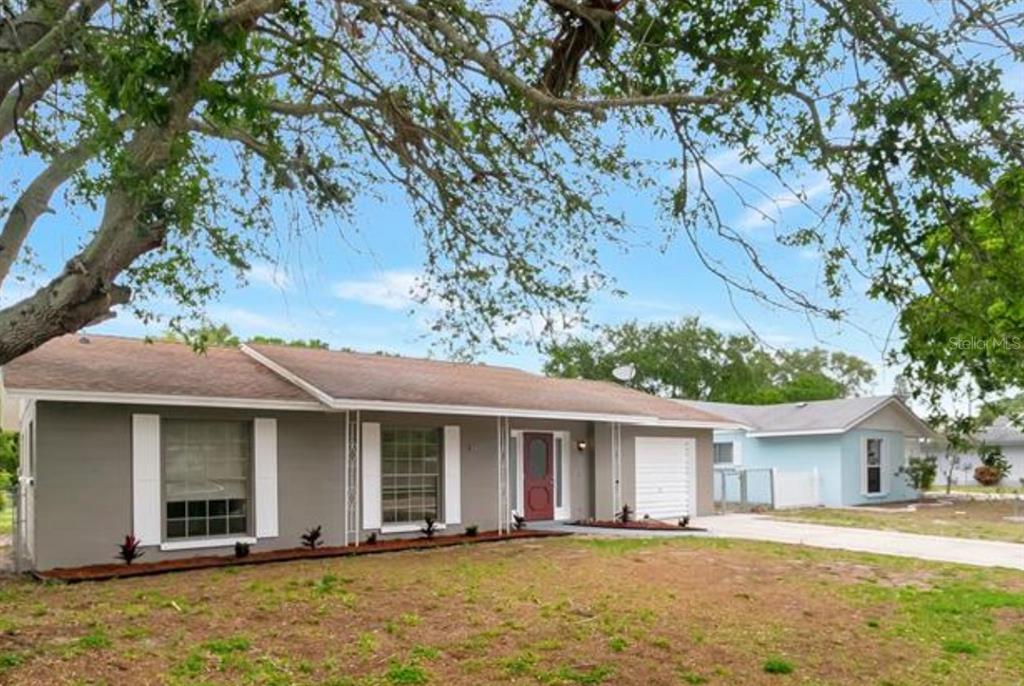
xmin=576 ymin=440 xmax=588 ymax=452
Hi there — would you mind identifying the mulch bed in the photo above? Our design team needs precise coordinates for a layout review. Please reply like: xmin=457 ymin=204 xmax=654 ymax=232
xmin=36 ymin=529 xmax=568 ymax=583
xmin=569 ymin=519 xmax=707 ymax=532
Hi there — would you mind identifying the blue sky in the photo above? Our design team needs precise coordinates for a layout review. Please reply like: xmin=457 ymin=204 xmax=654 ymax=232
xmin=4 ymin=29 xmax=1021 ymax=405
xmin=58 ymin=160 xmax=903 ymax=390
xmin=0 ymin=125 xmax=946 ymax=395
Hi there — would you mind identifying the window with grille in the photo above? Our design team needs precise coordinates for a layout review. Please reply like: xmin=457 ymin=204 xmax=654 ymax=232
xmin=381 ymin=426 xmax=441 ymax=524
xmin=163 ymin=419 xmax=251 ymax=539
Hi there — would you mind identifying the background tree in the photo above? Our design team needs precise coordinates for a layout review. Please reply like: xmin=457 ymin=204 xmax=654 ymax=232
xmin=163 ymin=323 xmax=328 ymax=349
xmin=0 ymin=0 xmax=1019 ymax=406
xmin=543 ymin=317 xmax=875 ymax=403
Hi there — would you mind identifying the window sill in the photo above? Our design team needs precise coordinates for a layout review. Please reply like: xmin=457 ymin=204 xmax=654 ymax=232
xmin=380 ymin=523 xmax=447 ymax=534
xmin=861 ymin=492 xmax=889 ymax=499
xmin=160 ymin=536 xmax=257 ymax=551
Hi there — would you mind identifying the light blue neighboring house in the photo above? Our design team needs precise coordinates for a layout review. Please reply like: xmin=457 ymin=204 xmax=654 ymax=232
xmin=688 ymin=396 xmax=935 ymax=507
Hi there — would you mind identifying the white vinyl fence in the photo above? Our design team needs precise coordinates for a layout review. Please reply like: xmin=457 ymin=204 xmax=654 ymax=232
xmin=771 ymin=468 xmax=821 ymax=509
xmin=714 ymin=467 xmax=821 ymax=512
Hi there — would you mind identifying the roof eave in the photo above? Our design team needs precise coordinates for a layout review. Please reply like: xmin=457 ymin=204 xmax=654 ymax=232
xmin=5 ymin=388 xmax=328 ymax=412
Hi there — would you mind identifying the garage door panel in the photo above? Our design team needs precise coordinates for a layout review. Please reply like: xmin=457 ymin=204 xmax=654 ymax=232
xmin=634 ymin=437 xmax=696 ymax=519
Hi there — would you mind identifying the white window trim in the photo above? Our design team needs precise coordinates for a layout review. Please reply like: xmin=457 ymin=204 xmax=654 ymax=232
xmin=713 ymin=441 xmax=736 ymax=466
xmin=379 ymin=523 xmax=448 ymax=535
xmin=861 ymin=436 xmax=888 ymax=497
xmin=160 ymin=536 xmax=257 ymax=552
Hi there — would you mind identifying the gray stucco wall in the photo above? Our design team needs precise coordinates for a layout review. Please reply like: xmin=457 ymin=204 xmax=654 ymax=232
xmin=31 ymin=401 xmax=704 ymax=570
xmin=33 ymin=402 xmax=345 ymax=570
xmin=591 ymin=423 xmax=714 ymax=519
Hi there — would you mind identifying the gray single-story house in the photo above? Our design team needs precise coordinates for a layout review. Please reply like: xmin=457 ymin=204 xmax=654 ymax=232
xmin=2 ymin=335 xmax=737 ymax=572
xmin=688 ymin=396 xmax=934 ymax=507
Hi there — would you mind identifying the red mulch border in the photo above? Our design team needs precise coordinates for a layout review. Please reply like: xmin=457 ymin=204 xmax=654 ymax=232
xmin=36 ymin=529 xmax=568 ymax=583
xmin=569 ymin=520 xmax=707 ymax=532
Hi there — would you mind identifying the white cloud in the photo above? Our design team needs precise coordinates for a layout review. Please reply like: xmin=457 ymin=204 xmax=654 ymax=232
xmin=247 ymin=261 xmax=292 ymax=291
xmin=207 ymin=305 xmax=299 ymax=337
xmin=738 ymin=177 xmax=831 ymax=230
xmin=333 ymin=270 xmax=426 ymax=311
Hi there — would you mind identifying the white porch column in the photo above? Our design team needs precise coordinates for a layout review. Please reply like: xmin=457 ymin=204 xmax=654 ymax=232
xmin=611 ymin=422 xmax=623 ymax=514
xmin=496 ymin=417 xmax=511 ymax=534
xmin=343 ymin=410 xmax=361 ymax=546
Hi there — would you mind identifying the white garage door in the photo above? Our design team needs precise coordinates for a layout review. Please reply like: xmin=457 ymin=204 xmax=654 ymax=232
xmin=634 ymin=437 xmax=697 ymax=519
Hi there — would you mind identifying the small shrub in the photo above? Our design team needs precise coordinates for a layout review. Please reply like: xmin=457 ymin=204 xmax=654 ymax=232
xmin=117 ymin=534 xmax=144 ymax=565
xmin=975 ymin=445 xmax=1011 ymax=485
xmin=678 ymin=516 xmax=691 ymax=528
xmin=512 ymin=513 xmax=527 ymax=530
xmin=897 ymin=455 xmax=938 ymax=490
xmin=464 ymin=524 xmax=479 ymax=537
xmin=420 ymin=516 xmax=438 ymax=539
xmin=617 ymin=503 xmax=632 ymax=523
xmin=763 ymin=658 xmax=794 ymax=675
xmin=301 ymin=525 xmax=323 ymax=549
xmin=365 ymin=532 xmax=378 ymax=545
xmin=234 ymin=541 xmax=250 ymax=558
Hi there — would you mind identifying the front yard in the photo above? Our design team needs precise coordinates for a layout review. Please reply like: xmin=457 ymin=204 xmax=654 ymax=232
xmin=772 ymin=499 xmax=1024 ymax=543
xmin=0 ymin=537 xmax=1022 ymax=685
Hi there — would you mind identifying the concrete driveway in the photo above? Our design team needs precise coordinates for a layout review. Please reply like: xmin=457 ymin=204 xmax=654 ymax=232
xmin=694 ymin=514 xmax=1024 ymax=570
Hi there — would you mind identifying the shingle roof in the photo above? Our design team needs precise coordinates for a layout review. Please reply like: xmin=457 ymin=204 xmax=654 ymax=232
xmin=1 ymin=334 xmax=735 ymax=426
xmin=2 ymin=334 xmax=316 ymax=403
xmin=244 ymin=343 xmax=733 ymax=424
xmin=979 ymin=416 xmax=1024 ymax=445
xmin=687 ymin=395 xmax=930 ymax=436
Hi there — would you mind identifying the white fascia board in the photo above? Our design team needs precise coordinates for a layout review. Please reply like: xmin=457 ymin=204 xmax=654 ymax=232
xmin=643 ymin=419 xmax=752 ymax=430
xmin=748 ymin=428 xmax=847 ymax=438
xmin=5 ymin=388 xmax=326 ymax=412
xmin=323 ymin=397 xmax=652 ymax=424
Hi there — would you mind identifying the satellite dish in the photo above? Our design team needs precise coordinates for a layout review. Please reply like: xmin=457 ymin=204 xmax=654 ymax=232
xmin=612 ymin=364 xmax=636 ymax=382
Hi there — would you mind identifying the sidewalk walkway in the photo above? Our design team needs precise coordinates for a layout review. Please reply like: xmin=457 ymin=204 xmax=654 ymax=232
xmin=692 ymin=514 xmax=1024 ymax=570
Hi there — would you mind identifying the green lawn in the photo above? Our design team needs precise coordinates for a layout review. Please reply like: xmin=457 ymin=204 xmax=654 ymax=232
xmin=0 ymin=536 xmax=1021 ymax=685
xmin=772 ymin=499 xmax=1024 ymax=543
xmin=928 ymin=484 xmax=1024 ymax=495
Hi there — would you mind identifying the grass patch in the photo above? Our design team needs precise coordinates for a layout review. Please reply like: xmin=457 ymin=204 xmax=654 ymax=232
xmin=762 ymin=658 xmax=794 ymax=675
xmin=385 ymin=660 xmax=429 ymax=685
xmin=773 ymin=501 xmax=1024 ymax=543
xmin=942 ymin=639 xmax=980 ymax=655
xmin=76 ymin=628 xmax=112 ymax=651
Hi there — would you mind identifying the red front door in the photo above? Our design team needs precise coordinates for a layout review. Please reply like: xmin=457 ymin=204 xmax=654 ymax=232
xmin=523 ymin=432 xmax=554 ymax=520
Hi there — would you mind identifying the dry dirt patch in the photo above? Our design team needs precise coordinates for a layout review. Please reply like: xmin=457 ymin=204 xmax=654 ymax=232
xmin=0 ymin=537 xmax=1020 ymax=685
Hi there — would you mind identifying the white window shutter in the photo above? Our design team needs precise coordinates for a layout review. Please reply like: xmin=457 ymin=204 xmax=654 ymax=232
xmin=254 ymin=418 xmax=279 ymax=538
xmin=131 ymin=414 xmax=161 ymax=546
xmin=362 ymin=423 xmax=381 ymax=529
xmin=444 ymin=425 xmax=461 ymax=524
xmin=733 ymin=440 xmax=743 ymax=466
